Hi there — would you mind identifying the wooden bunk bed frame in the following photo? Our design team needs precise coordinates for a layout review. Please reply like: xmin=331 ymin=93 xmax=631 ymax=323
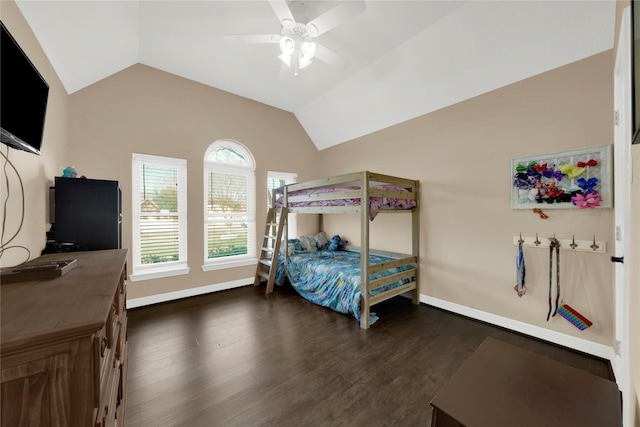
xmin=278 ymin=171 xmax=420 ymax=329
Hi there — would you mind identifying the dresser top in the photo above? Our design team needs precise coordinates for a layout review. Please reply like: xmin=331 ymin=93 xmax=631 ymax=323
xmin=1 ymin=249 xmax=128 ymax=354
xmin=430 ymin=336 xmax=622 ymax=427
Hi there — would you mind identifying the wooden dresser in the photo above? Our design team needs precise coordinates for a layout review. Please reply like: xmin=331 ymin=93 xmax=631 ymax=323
xmin=1 ymin=249 xmax=129 ymax=427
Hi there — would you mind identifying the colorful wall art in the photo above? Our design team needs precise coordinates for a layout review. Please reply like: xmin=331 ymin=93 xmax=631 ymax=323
xmin=511 ymin=144 xmax=612 ymax=210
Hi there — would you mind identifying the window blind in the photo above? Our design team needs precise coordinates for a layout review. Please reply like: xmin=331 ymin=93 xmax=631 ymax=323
xmin=132 ymin=154 xmax=187 ymax=272
xmin=206 ymin=171 xmax=249 ymax=259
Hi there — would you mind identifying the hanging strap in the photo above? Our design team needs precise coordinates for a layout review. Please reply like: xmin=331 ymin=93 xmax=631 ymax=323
xmin=552 ymin=242 xmax=560 ymax=317
xmin=547 ymin=241 xmax=554 ymax=321
xmin=546 ymin=238 xmax=561 ymax=321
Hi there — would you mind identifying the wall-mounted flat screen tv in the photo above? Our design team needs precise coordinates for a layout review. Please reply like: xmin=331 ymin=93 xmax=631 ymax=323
xmin=0 ymin=21 xmax=49 ymax=155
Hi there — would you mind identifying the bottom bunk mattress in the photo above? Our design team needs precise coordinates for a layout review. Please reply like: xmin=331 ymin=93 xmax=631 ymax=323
xmin=275 ymin=249 xmax=415 ymax=325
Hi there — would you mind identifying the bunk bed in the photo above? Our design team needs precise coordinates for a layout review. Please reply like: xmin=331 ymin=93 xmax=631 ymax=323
xmin=273 ymin=171 xmax=420 ymax=329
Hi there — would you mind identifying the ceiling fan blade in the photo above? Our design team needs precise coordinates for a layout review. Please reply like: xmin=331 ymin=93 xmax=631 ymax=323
xmin=224 ymin=34 xmax=281 ymax=44
xmin=307 ymin=1 xmax=366 ymax=37
xmin=314 ymin=43 xmax=350 ymax=70
xmin=268 ymin=0 xmax=295 ymax=27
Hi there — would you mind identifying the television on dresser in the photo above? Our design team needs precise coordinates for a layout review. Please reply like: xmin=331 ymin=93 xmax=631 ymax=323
xmin=0 ymin=21 xmax=49 ymax=155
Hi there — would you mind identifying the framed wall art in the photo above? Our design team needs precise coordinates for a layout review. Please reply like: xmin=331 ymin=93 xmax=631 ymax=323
xmin=511 ymin=144 xmax=612 ymax=210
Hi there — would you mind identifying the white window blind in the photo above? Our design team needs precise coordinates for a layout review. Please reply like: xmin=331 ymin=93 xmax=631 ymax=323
xmin=203 ymin=141 xmax=256 ymax=268
xmin=132 ymin=153 xmax=188 ymax=279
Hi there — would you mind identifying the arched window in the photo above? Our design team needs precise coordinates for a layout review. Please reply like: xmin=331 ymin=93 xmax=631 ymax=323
xmin=203 ymin=140 xmax=256 ymax=270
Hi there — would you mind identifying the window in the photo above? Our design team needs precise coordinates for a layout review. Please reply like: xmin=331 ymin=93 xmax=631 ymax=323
xmin=203 ymin=140 xmax=256 ymax=270
xmin=267 ymin=170 xmax=297 ymax=238
xmin=130 ymin=153 xmax=189 ymax=281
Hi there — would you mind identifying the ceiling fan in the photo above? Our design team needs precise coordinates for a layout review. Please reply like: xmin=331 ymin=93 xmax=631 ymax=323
xmin=224 ymin=0 xmax=366 ymax=77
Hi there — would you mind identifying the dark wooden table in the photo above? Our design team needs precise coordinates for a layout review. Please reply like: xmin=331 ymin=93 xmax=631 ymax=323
xmin=430 ymin=337 xmax=622 ymax=427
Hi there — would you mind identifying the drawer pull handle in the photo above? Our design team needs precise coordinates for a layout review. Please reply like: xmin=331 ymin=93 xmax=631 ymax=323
xmin=101 ymin=337 xmax=107 ymax=357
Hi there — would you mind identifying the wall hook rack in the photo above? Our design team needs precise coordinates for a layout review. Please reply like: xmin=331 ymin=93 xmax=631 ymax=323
xmin=512 ymin=235 xmax=606 ymax=253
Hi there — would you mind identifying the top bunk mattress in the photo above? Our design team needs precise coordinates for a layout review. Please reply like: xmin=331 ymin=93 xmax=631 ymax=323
xmin=274 ymin=184 xmax=417 ymax=220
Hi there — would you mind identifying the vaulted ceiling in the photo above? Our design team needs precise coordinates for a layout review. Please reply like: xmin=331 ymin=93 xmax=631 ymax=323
xmin=15 ymin=1 xmax=615 ymax=150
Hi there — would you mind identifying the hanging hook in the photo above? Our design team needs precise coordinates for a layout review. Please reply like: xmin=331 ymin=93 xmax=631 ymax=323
xmin=518 ymin=232 xmax=524 ymax=244
xmin=570 ymin=235 xmax=578 ymax=250
xmin=534 ymin=233 xmax=541 ymax=246
xmin=590 ymin=235 xmax=599 ymax=251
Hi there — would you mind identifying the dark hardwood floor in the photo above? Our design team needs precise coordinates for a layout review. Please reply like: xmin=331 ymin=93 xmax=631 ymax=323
xmin=125 ymin=283 xmax=613 ymax=427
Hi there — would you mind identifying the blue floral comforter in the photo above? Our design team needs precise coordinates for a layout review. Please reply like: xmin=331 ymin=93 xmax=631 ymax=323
xmin=275 ymin=249 xmax=415 ymax=324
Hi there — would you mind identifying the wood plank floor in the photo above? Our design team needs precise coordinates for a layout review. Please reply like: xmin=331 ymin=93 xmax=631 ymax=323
xmin=124 ymin=283 xmax=613 ymax=427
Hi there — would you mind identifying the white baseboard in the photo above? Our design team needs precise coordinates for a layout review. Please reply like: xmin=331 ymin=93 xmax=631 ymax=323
xmin=127 ymin=277 xmax=254 ymax=309
xmin=421 ymin=295 xmax=615 ymax=362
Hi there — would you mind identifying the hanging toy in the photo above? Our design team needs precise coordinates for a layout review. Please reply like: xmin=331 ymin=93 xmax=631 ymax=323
xmin=555 ymin=249 xmax=593 ymax=330
xmin=556 ymin=304 xmax=592 ymax=330
xmin=513 ymin=239 xmax=526 ymax=297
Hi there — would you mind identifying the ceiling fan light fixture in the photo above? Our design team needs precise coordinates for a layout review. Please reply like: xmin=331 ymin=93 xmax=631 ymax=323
xmin=278 ymin=37 xmax=316 ymax=75
xmin=278 ymin=52 xmax=291 ymax=67
xmin=300 ymin=41 xmax=317 ymax=64
xmin=279 ymin=36 xmax=295 ymax=56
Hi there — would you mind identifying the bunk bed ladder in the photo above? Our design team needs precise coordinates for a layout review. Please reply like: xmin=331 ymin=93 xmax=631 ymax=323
xmin=254 ymin=207 xmax=287 ymax=294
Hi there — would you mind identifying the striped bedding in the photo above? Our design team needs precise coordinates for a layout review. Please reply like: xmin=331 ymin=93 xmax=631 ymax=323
xmin=273 ymin=184 xmax=416 ymax=220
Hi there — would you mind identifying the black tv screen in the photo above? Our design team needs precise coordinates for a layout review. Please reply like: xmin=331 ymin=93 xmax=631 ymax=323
xmin=0 ymin=21 xmax=49 ymax=155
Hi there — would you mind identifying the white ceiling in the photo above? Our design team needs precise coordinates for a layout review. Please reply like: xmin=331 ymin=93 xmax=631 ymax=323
xmin=15 ymin=1 xmax=615 ymax=150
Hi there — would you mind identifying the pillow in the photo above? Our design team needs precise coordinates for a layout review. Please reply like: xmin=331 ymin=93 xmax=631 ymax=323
xmin=298 ymin=235 xmax=318 ymax=252
xmin=281 ymin=238 xmax=304 ymax=254
xmin=312 ymin=231 xmax=329 ymax=249
xmin=294 ymin=232 xmax=331 ymax=252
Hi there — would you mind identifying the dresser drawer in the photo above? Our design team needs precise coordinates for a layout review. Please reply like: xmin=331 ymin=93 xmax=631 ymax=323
xmin=95 ymin=355 xmax=121 ymax=427
xmin=93 ymin=325 xmax=108 ymax=406
xmin=96 ymin=324 xmax=122 ymax=425
xmin=115 ymin=276 xmax=126 ymax=316
xmin=115 ymin=316 xmax=127 ymax=364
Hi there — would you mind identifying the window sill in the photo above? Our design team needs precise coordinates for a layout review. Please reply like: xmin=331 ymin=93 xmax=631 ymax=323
xmin=129 ymin=266 xmax=191 ymax=282
xmin=202 ymin=258 xmax=258 ymax=272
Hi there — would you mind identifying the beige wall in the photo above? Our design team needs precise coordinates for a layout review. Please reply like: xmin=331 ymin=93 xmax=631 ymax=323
xmin=319 ymin=51 xmax=616 ymax=347
xmin=67 ymin=64 xmax=321 ymax=300
xmin=0 ymin=1 xmax=70 ymax=268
